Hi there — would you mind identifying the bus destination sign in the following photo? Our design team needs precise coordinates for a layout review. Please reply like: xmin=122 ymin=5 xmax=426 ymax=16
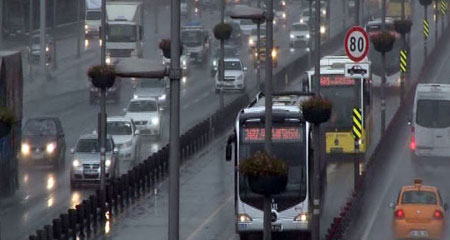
xmin=320 ymin=75 xmax=355 ymax=86
xmin=243 ymin=127 xmax=301 ymax=142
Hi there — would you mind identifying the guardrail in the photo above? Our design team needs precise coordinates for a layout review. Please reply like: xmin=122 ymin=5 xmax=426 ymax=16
xmin=324 ymin=16 xmax=450 ymax=240
xmin=27 ymin=94 xmax=249 ymax=240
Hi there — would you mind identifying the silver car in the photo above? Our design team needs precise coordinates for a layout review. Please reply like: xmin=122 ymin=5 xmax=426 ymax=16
xmin=133 ymin=79 xmax=168 ymax=111
xmin=70 ymin=133 xmax=119 ymax=189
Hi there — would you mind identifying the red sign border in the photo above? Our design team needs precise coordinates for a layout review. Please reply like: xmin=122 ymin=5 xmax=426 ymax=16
xmin=344 ymin=26 xmax=370 ymax=63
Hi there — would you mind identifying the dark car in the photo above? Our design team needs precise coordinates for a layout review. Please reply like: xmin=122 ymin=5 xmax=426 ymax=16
xmin=20 ymin=117 xmax=66 ymax=168
xmin=89 ymin=78 xmax=121 ymax=104
xmin=348 ymin=65 xmax=367 ymax=75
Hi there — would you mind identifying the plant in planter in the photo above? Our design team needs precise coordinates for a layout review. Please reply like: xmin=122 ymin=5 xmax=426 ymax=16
xmin=159 ymin=38 xmax=183 ymax=59
xmin=301 ymin=96 xmax=332 ymax=124
xmin=239 ymin=151 xmax=288 ymax=196
xmin=419 ymin=0 xmax=432 ymax=6
xmin=370 ymin=31 xmax=396 ymax=53
xmin=213 ymin=23 xmax=233 ymax=41
xmin=394 ymin=19 xmax=412 ymax=35
xmin=88 ymin=65 xmax=116 ymax=89
xmin=0 ymin=108 xmax=15 ymax=138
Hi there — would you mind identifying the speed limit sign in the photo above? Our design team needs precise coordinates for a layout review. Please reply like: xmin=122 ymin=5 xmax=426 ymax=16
xmin=344 ymin=26 xmax=369 ymax=62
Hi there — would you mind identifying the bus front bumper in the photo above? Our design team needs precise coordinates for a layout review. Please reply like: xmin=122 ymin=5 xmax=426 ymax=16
xmin=237 ymin=218 xmax=309 ymax=233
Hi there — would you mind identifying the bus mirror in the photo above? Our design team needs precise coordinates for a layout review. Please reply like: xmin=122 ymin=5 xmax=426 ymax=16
xmin=226 ymin=143 xmax=232 ymax=161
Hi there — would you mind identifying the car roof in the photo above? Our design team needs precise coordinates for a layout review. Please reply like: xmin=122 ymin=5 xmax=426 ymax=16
xmin=224 ymin=58 xmax=241 ymax=62
xmin=401 ymin=185 xmax=438 ymax=193
xmin=78 ymin=133 xmax=113 ymax=140
xmin=292 ymin=22 xmax=308 ymax=26
xmin=130 ymin=97 xmax=158 ymax=102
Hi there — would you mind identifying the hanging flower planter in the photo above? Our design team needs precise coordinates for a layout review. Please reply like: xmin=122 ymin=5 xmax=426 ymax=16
xmin=88 ymin=65 xmax=116 ymax=89
xmin=159 ymin=39 xmax=183 ymax=59
xmin=239 ymin=151 xmax=288 ymax=196
xmin=0 ymin=108 xmax=15 ymax=138
xmin=419 ymin=0 xmax=432 ymax=6
xmin=370 ymin=31 xmax=396 ymax=53
xmin=213 ymin=23 xmax=233 ymax=41
xmin=301 ymin=96 xmax=332 ymax=124
xmin=394 ymin=19 xmax=412 ymax=35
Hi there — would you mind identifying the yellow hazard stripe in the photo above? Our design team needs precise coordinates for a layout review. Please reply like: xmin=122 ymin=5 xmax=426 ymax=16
xmin=353 ymin=117 xmax=362 ymax=130
xmin=352 ymin=127 xmax=362 ymax=139
xmin=352 ymin=108 xmax=362 ymax=120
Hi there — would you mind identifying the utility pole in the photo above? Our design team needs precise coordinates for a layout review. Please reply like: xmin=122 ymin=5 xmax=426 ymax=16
xmin=219 ymin=0 xmax=225 ymax=109
xmin=77 ymin=0 xmax=81 ymax=58
xmin=311 ymin=0 xmax=321 ymax=239
xmin=28 ymin=0 xmax=34 ymax=78
xmin=353 ymin=0 xmax=361 ymax=188
xmin=0 ymin=0 xmax=3 ymax=48
xmin=263 ymin=0 xmax=274 ymax=239
xmin=52 ymin=0 xmax=57 ymax=70
xmin=435 ymin=0 xmax=439 ymax=45
xmin=355 ymin=0 xmax=360 ymax=25
xmin=380 ymin=0 xmax=386 ymax=135
xmin=99 ymin=0 xmax=107 ymax=224
xmin=168 ymin=0 xmax=182 ymax=237
xmin=400 ymin=0 xmax=406 ymax=102
xmin=256 ymin=0 xmax=261 ymax=90
xmin=40 ymin=0 xmax=47 ymax=70
xmin=424 ymin=4 xmax=428 ymax=60
xmin=308 ymin=0 xmax=312 ymax=66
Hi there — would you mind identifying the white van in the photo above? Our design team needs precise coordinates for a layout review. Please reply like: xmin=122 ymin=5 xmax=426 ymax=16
xmin=411 ymin=84 xmax=450 ymax=159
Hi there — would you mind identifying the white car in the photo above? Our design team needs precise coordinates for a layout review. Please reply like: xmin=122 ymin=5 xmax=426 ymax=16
xmin=289 ymin=22 xmax=310 ymax=48
xmin=124 ymin=97 xmax=162 ymax=136
xmin=107 ymin=116 xmax=141 ymax=161
xmin=133 ymin=78 xmax=168 ymax=110
xmin=215 ymin=58 xmax=247 ymax=92
xmin=238 ymin=19 xmax=257 ymax=35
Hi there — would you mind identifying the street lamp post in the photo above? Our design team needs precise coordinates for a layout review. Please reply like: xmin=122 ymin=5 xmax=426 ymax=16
xmin=311 ymin=0 xmax=322 ymax=239
xmin=380 ymin=0 xmax=386 ymax=135
xmin=99 ymin=0 xmax=107 ymax=223
xmin=219 ymin=0 xmax=225 ymax=109
xmin=256 ymin=0 xmax=261 ymax=90
xmin=40 ymin=0 xmax=46 ymax=70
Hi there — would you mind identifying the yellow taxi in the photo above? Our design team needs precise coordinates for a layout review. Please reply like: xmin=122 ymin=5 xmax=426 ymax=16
xmin=391 ymin=179 xmax=447 ymax=240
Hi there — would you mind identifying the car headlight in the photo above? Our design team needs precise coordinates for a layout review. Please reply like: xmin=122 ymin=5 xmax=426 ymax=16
xmin=213 ymin=60 xmax=217 ymax=66
xmin=248 ymin=38 xmax=254 ymax=46
xmin=46 ymin=46 xmax=49 ymax=52
xmin=182 ymin=60 xmax=187 ymax=68
xmin=290 ymin=34 xmax=295 ymax=39
xmin=85 ymin=25 xmax=88 ymax=30
xmin=282 ymin=13 xmax=286 ymax=19
xmin=272 ymin=49 xmax=278 ymax=58
xmin=320 ymin=26 xmax=326 ymax=34
xmin=72 ymin=159 xmax=81 ymax=168
xmin=106 ymin=57 xmax=111 ymax=64
xmin=306 ymin=34 xmax=310 ymax=39
xmin=238 ymin=214 xmax=252 ymax=223
xmin=159 ymin=94 xmax=166 ymax=101
xmin=322 ymin=9 xmax=326 ymax=15
xmin=294 ymin=213 xmax=308 ymax=222
xmin=21 ymin=143 xmax=30 ymax=155
xmin=105 ymin=159 xmax=111 ymax=167
xmin=300 ymin=18 xmax=304 ymax=23
xmin=151 ymin=117 xmax=160 ymax=125
xmin=46 ymin=142 xmax=56 ymax=154
xmin=133 ymin=94 xmax=138 ymax=99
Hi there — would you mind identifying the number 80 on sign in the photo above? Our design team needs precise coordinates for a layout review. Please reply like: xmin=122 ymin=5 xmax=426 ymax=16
xmin=344 ymin=26 xmax=370 ymax=63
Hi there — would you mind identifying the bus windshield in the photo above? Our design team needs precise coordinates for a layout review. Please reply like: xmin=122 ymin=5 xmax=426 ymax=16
xmin=320 ymin=75 xmax=355 ymax=128
xmin=239 ymin=125 xmax=307 ymax=211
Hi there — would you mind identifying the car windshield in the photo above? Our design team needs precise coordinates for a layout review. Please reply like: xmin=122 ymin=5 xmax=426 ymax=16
xmin=251 ymin=28 xmax=266 ymax=35
xmin=292 ymin=24 xmax=308 ymax=31
xmin=107 ymin=121 xmax=132 ymax=136
xmin=86 ymin=11 xmax=101 ymax=20
xmin=416 ymin=99 xmax=450 ymax=128
xmin=240 ymin=19 xmax=254 ymax=26
xmin=106 ymin=24 xmax=136 ymax=42
xmin=76 ymin=138 xmax=113 ymax=153
xmin=24 ymin=119 xmax=57 ymax=136
xmin=214 ymin=48 xmax=238 ymax=58
xmin=181 ymin=30 xmax=203 ymax=46
xmin=138 ymin=79 xmax=165 ymax=89
xmin=402 ymin=191 xmax=437 ymax=205
xmin=224 ymin=61 xmax=242 ymax=70
xmin=127 ymin=100 xmax=158 ymax=112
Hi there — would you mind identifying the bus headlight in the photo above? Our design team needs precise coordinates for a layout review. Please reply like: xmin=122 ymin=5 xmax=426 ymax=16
xmin=151 ymin=117 xmax=160 ymax=125
xmin=46 ymin=142 xmax=56 ymax=154
xmin=294 ymin=213 xmax=308 ymax=222
xmin=72 ymin=159 xmax=81 ymax=168
xmin=21 ymin=143 xmax=30 ymax=155
xmin=238 ymin=214 xmax=252 ymax=223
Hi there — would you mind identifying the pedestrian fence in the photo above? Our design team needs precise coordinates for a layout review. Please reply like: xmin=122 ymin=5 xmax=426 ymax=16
xmin=27 ymin=94 xmax=249 ymax=240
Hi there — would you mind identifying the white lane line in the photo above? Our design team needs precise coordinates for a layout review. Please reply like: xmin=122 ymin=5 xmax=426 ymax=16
xmin=185 ymin=195 xmax=233 ymax=240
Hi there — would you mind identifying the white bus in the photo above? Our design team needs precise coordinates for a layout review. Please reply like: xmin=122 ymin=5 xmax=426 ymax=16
xmin=226 ymin=92 xmax=313 ymax=239
xmin=410 ymin=84 xmax=450 ymax=160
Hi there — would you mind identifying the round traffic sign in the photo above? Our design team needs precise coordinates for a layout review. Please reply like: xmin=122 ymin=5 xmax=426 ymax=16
xmin=344 ymin=26 xmax=369 ymax=62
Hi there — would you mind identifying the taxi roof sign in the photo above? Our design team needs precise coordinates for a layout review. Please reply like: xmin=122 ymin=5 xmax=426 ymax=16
xmin=414 ymin=178 xmax=423 ymax=187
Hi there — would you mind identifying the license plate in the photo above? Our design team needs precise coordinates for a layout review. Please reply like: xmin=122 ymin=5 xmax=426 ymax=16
xmin=409 ymin=230 xmax=428 ymax=237
xmin=32 ymin=154 xmax=44 ymax=160
xmin=84 ymin=170 xmax=97 ymax=175
xmin=271 ymin=224 xmax=282 ymax=232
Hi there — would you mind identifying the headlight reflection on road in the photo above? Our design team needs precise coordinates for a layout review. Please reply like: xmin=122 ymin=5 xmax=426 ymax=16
xmin=47 ymin=195 xmax=54 ymax=207
xmin=71 ymin=192 xmax=81 ymax=209
xmin=23 ymin=174 xmax=29 ymax=184
xmin=46 ymin=175 xmax=55 ymax=191
xmin=105 ymin=211 xmax=111 ymax=234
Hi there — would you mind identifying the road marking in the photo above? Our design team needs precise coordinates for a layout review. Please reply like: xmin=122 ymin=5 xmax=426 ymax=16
xmin=185 ymin=195 xmax=233 ymax=240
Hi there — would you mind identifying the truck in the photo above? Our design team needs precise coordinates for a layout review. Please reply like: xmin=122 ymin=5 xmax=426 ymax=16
xmin=105 ymin=1 xmax=144 ymax=65
xmin=181 ymin=21 xmax=210 ymax=64
xmin=85 ymin=0 xmax=102 ymax=38
xmin=0 ymin=51 xmax=24 ymax=197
